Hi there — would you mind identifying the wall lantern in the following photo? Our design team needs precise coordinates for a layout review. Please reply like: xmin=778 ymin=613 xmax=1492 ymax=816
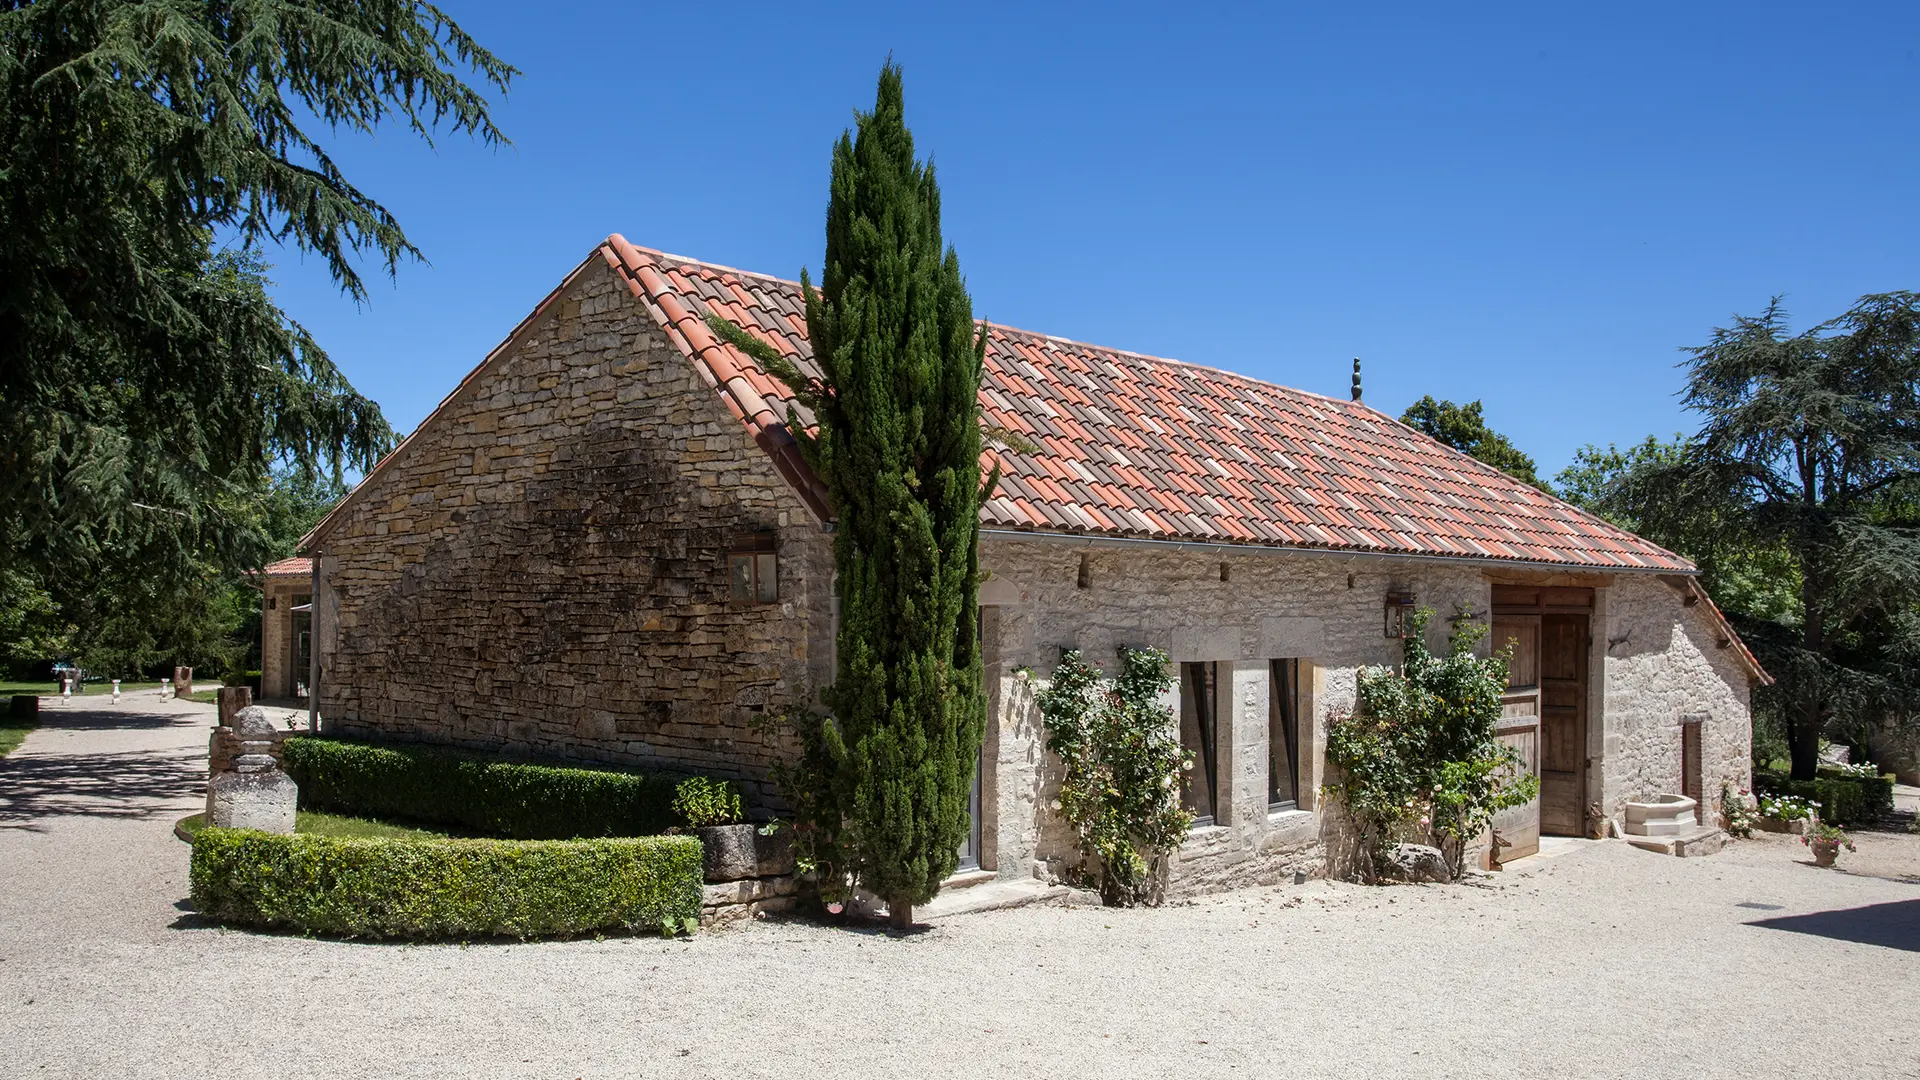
xmin=1384 ymin=589 xmax=1416 ymax=639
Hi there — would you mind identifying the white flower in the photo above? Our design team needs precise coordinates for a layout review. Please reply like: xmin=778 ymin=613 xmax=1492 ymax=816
xmin=1050 ymin=799 xmax=1063 ymax=811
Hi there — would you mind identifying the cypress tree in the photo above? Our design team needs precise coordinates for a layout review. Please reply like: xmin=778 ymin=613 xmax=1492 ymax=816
xmin=788 ymin=63 xmax=990 ymax=928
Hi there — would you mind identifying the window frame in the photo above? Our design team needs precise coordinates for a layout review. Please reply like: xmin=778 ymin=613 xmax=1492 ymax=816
xmin=727 ymin=534 xmax=779 ymax=606
xmin=1268 ymin=658 xmax=1301 ymax=812
xmin=1181 ymin=661 xmax=1221 ymax=828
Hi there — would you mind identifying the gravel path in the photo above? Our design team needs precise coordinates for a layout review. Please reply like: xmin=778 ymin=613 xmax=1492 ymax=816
xmin=4 ymin=697 xmax=1917 ymax=1079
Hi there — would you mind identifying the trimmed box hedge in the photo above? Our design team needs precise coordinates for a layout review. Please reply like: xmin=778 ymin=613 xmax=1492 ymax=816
xmin=1753 ymin=769 xmax=1895 ymax=827
xmin=282 ymin=736 xmax=680 ymax=839
xmin=189 ymin=828 xmax=703 ymax=938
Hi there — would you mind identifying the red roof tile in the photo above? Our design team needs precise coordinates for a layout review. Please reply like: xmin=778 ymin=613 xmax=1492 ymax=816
xmin=602 ymin=235 xmax=1694 ymax=573
xmin=263 ymin=557 xmax=312 ymax=577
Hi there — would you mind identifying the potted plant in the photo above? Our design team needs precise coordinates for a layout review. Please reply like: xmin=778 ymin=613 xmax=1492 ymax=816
xmin=1801 ymin=823 xmax=1855 ymax=868
xmin=671 ymin=777 xmax=792 ymax=883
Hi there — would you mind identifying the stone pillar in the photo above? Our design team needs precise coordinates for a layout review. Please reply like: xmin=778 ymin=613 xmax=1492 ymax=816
xmin=205 ymin=705 xmax=297 ymax=833
xmin=173 ymin=666 xmax=194 ymax=697
xmin=217 ymin=686 xmax=253 ymax=727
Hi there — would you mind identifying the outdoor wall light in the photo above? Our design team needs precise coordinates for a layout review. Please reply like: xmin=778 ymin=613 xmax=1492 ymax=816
xmin=1384 ymin=589 xmax=1416 ymax=639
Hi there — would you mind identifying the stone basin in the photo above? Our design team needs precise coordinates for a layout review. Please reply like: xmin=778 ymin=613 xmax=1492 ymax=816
xmin=1624 ymin=794 xmax=1698 ymax=836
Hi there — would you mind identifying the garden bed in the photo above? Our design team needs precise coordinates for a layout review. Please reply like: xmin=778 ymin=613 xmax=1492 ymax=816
xmin=175 ymin=810 xmax=451 ymax=842
xmin=1753 ymin=769 xmax=1896 ymax=828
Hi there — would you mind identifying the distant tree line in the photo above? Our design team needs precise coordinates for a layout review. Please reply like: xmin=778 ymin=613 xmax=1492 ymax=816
xmin=1403 ymin=294 xmax=1920 ymax=781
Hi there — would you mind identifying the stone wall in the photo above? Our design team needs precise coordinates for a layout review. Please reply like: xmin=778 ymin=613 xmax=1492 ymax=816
xmin=260 ymin=575 xmax=307 ymax=700
xmin=977 ymin=541 xmax=1758 ymax=890
xmin=978 ymin=538 xmax=1492 ymax=894
xmin=310 ymin=258 xmax=834 ymax=809
xmin=1598 ymin=574 xmax=1753 ymax=828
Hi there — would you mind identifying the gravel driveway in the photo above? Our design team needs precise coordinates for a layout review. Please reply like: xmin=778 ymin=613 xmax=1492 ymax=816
xmin=4 ymin=697 xmax=1917 ymax=1080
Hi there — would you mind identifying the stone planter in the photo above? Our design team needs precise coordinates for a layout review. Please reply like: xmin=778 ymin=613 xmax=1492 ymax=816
xmin=1809 ymin=840 xmax=1840 ymax=868
xmin=694 ymin=823 xmax=795 ymax=883
xmin=1623 ymin=794 xmax=1697 ymax=837
xmin=1759 ymin=816 xmax=1813 ymax=836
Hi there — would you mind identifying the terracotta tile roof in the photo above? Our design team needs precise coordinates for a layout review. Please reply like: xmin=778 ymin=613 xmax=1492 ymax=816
xmin=263 ymin=557 xmax=312 ymax=577
xmin=603 ymin=236 xmax=1694 ymax=574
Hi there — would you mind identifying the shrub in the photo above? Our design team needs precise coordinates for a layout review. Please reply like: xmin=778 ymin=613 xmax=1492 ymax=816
xmin=1036 ymin=647 xmax=1193 ymax=907
xmin=1754 ymin=769 xmax=1894 ymax=827
xmin=672 ymin=776 xmax=743 ymax=828
xmin=1757 ymin=794 xmax=1817 ymax=823
xmin=282 ymin=737 xmax=681 ymax=839
xmin=1324 ymin=609 xmax=1538 ymax=880
xmin=189 ymin=828 xmax=703 ymax=938
xmin=1721 ymin=784 xmax=1758 ymax=837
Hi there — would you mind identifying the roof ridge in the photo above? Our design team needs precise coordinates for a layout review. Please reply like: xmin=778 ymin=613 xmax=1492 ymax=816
xmin=609 ymin=234 xmax=1367 ymax=414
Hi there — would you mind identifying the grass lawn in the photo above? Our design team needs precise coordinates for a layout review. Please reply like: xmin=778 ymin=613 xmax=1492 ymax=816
xmin=181 ymin=690 xmax=221 ymax=704
xmin=0 ymin=712 xmax=36 ymax=758
xmin=176 ymin=810 xmax=452 ymax=840
xmin=0 ymin=679 xmax=110 ymax=697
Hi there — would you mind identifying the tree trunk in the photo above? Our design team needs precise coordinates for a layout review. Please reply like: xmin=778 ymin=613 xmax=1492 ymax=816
xmin=1791 ymin=578 xmax=1824 ymax=781
xmin=887 ymin=901 xmax=913 ymax=931
xmin=1789 ymin=699 xmax=1821 ymax=781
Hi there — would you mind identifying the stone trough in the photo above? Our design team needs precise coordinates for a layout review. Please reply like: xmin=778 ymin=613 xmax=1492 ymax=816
xmin=1623 ymin=794 xmax=1697 ymax=836
xmin=1622 ymin=793 xmax=1724 ymax=858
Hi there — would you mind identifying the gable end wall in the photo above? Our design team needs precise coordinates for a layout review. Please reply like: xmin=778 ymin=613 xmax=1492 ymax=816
xmin=312 ymin=259 xmax=832 ymax=806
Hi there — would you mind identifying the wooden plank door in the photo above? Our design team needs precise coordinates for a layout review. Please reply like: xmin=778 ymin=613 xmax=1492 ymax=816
xmin=1539 ymin=614 xmax=1588 ymax=835
xmin=1681 ymin=720 xmax=1703 ymax=824
xmin=1491 ymin=717 xmax=1541 ymax=863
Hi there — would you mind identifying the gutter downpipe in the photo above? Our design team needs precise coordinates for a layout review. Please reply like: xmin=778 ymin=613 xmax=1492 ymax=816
xmin=974 ymin=528 xmax=1696 ymax=578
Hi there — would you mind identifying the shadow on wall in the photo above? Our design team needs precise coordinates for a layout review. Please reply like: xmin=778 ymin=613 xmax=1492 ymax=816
xmin=1746 ymin=899 xmax=1920 ymax=954
xmin=1605 ymin=613 xmax=1678 ymax=663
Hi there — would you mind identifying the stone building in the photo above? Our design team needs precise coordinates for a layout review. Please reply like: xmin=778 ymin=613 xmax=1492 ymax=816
xmin=258 ymin=557 xmax=314 ymax=702
xmin=298 ymin=235 xmax=1770 ymax=889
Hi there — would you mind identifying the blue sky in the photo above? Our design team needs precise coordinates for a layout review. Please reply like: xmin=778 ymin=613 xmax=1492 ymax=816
xmin=261 ymin=2 xmax=1920 ymax=480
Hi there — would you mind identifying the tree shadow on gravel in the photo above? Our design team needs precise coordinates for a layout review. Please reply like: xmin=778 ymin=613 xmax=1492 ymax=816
xmin=0 ymin=748 xmax=206 ymax=829
xmin=27 ymin=707 xmax=206 ymax=733
xmin=1746 ymin=899 xmax=1920 ymax=953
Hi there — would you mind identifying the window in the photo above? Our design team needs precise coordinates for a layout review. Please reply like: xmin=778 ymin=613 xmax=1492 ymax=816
xmin=728 ymin=535 xmax=778 ymax=605
xmin=1181 ymin=661 xmax=1221 ymax=826
xmin=1269 ymin=658 xmax=1301 ymax=810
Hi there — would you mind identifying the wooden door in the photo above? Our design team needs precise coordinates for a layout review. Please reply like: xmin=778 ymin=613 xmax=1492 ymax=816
xmin=1539 ymin=614 xmax=1588 ymax=835
xmin=1490 ymin=614 xmax=1542 ymax=863
xmin=1681 ymin=720 xmax=1703 ymax=824
xmin=1491 ymin=717 xmax=1541 ymax=863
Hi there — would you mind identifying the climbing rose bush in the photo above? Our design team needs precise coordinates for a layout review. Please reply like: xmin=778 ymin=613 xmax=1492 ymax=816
xmin=1325 ymin=609 xmax=1539 ymax=879
xmin=1037 ymin=647 xmax=1192 ymax=906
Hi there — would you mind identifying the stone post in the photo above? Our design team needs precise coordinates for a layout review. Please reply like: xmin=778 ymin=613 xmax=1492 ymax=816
xmin=217 ymin=685 xmax=253 ymax=727
xmin=205 ymin=705 xmax=297 ymax=833
xmin=173 ymin=666 xmax=194 ymax=697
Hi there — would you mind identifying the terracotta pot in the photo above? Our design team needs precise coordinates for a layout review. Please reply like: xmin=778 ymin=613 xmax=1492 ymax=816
xmin=1810 ymin=841 xmax=1839 ymax=868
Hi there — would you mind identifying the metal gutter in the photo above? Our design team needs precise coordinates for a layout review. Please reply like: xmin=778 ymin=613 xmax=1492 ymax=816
xmin=976 ymin=528 xmax=1696 ymax=577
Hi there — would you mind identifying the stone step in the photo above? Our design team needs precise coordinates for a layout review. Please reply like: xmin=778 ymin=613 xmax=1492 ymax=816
xmin=1624 ymin=825 xmax=1725 ymax=858
xmin=918 ymin=878 xmax=1098 ymax=922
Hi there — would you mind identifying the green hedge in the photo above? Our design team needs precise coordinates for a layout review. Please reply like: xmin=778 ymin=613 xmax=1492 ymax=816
xmin=189 ymin=828 xmax=703 ymax=938
xmin=1754 ymin=769 xmax=1895 ymax=827
xmin=282 ymin=737 xmax=680 ymax=839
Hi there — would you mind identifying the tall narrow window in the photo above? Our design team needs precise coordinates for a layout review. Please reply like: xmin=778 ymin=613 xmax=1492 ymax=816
xmin=1181 ymin=661 xmax=1220 ymax=826
xmin=1269 ymin=658 xmax=1300 ymax=810
xmin=728 ymin=534 xmax=778 ymax=605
